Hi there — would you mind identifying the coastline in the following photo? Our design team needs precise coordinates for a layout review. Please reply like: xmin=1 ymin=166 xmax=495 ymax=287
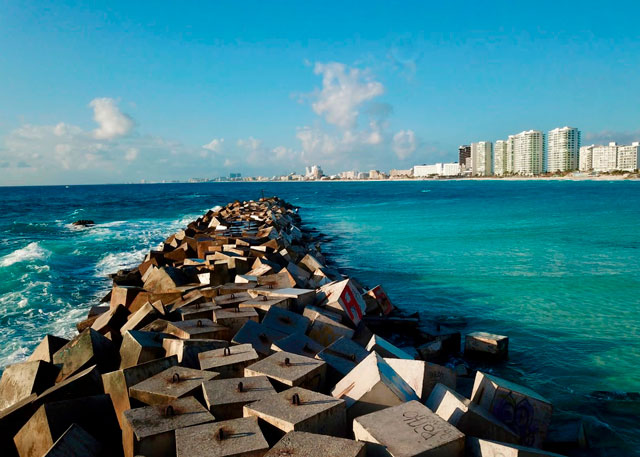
xmin=0 ymin=195 xmax=629 ymax=456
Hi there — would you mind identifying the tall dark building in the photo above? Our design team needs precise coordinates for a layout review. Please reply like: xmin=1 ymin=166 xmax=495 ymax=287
xmin=458 ymin=145 xmax=471 ymax=170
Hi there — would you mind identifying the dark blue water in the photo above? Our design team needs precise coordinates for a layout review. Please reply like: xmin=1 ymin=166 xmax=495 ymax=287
xmin=1 ymin=181 xmax=638 ymax=451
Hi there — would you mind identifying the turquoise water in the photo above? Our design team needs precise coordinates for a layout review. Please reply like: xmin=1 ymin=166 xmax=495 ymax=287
xmin=0 ymin=181 xmax=638 ymax=451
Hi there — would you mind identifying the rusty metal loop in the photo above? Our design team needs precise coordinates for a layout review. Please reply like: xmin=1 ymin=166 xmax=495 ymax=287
xmin=237 ymin=381 xmax=244 ymax=392
xmin=224 ymin=346 xmax=231 ymax=356
xmin=218 ymin=428 xmax=225 ymax=440
xmin=197 ymin=319 xmax=203 ymax=327
xmin=291 ymin=393 xmax=301 ymax=406
xmin=165 ymin=405 xmax=175 ymax=417
xmin=172 ymin=373 xmax=180 ymax=383
xmin=284 ymin=357 xmax=291 ymax=366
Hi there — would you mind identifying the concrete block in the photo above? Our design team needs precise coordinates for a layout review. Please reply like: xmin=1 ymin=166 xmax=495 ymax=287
xmin=257 ymin=270 xmax=298 ymax=289
xmin=265 ymin=431 xmax=365 ymax=457
xmin=426 ymin=383 xmax=519 ymax=444
xmin=213 ymin=307 xmax=260 ymax=335
xmin=465 ymin=331 xmax=509 ymax=359
xmin=175 ymin=416 xmax=269 ymax=457
xmin=14 ymin=395 xmax=121 ymax=457
xmin=271 ymin=332 xmax=324 ymax=357
xmin=243 ymin=387 xmax=346 ymax=443
xmin=319 ymin=279 xmax=366 ymax=325
xmin=466 ymin=437 xmax=567 ymax=457
xmin=262 ymin=307 xmax=310 ymax=336
xmin=202 ymin=375 xmax=276 ymax=420
xmin=36 ymin=365 xmax=103 ymax=404
xmin=0 ymin=361 xmax=59 ymax=411
xmin=232 ymin=321 xmax=287 ymax=357
xmin=52 ymin=328 xmax=118 ymax=382
xmin=302 ymin=305 xmax=342 ymax=323
xmin=43 ymin=423 xmax=103 ymax=457
xmin=162 ymin=338 xmax=228 ymax=369
xmin=166 ymin=319 xmax=232 ymax=340
xmin=315 ymin=336 xmax=369 ymax=383
xmin=0 ymin=394 xmax=37 ymax=457
xmin=143 ymin=266 xmax=189 ymax=293
xmin=177 ymin=301 xmax=220 ymax=321
xmin=366 ymin=335 xmax=414 ymax=359
xmin=248 ymin=288 xmax=315 ymax=312
xmin=111 ymin=285 xmax=145 ymax=310
xmin=129 ymin=366 xmax=218 ymax=405
xmin=352 ymin=400 xmax=465 ymax=457
xmin=331 ymin=352 xmax=419 ymax=422
xmin=214 ymin=292 xmax=253 ymax=309
xmin=122 ymin=396 xmax=214 ymax=457
xmin=238 ymin=296 xmax=290 ymax=317
xmin=471 ymin=372 xmax=553 ymax=448
xmin=120 ymin=302 xmax=159 ymax=335
xmin=199 ymin=344 xmax=259 ymax=378
xmin=120 ymin=330 xmax=175 ymax=369
xmin=383 ymin=358 xmax=456 ymax=401
xmin=363 ymin=285 xmax=394 ymax=316
xmin=297 ymin=254 xmax=325 ymax=273
xmin=244 ymin=351 xmax=326 ymax=392
xmin=27 ymin=335 xmax=69 ymax=364
xmin=102 ymin=356 xmax=178 ymax=427
xmin=306 ymin=313 xmax=354 ymax=347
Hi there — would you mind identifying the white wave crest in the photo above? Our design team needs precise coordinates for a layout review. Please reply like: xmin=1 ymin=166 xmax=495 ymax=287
xmin=95 ymin=249 xmax=147 ymax=277
xmin=0 ymin=242 xmax=50 ymax=268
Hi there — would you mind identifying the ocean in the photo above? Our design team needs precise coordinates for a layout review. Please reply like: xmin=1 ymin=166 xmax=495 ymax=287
xmin=0 ymin=181 xmax=638 ymax=453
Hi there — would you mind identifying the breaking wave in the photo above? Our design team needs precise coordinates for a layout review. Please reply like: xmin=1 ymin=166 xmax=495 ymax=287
xmin=0 ymin=242 xmax=50 ymax=267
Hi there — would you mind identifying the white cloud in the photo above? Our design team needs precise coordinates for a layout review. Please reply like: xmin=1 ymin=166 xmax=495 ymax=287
xmin=312 ymin=62 xmax=384 ymax=129
xmin=90 ymin=98 xmax=134 ymax=140
xmin=392 ymin=129 xmax=416 ymax=159
xmin=125 ymin=147 xmax=139 ymax=162
xmin=202 ymin=138 xmax=224 ymax=152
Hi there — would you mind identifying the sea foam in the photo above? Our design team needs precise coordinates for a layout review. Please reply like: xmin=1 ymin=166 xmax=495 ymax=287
xmin=0 ymin=242 xmax=49 ymax=268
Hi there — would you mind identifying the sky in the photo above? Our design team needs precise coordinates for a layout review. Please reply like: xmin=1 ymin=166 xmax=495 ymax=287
xmin=2 ymin=1 xmax=640 ymax=185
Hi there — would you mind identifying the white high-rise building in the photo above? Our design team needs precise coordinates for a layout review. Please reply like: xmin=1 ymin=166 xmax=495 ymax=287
xmin=617 ymin=143 xmax=639 ymax=171
xmin=511 ymin=130 xmax=544 ymax=175
xmin=305 ymin=165 xmax=324 ymax=179
xmin=506 ymin=135 xmax=516 ymax=174
xmin=579 ymin=145 xmax=594 ymax=171
xmin=547 ymin=127 xmax=580 ymax=172
xmin=471 ymin=141 xmax=493 ymax=176
xmin=592 ymin=143 xmax=618 ymax=172
xmin=413 ymin=163 xmax=461 ymax=177
xmin=493 ymin=140 xmax=508 ymax=175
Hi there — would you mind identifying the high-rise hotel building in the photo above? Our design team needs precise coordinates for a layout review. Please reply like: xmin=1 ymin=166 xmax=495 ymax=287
xmin=471 ymin=141 xmax=493 ymax=176
xmin=547 ymin=127 xmax=580 ymax=172
xmin=511 ymin=130 xmax=544 ymax=175
xmin=493 ymin=140 xmax=508 ymax=175
xmin=458 ymin=145 xmax=471 ymax=171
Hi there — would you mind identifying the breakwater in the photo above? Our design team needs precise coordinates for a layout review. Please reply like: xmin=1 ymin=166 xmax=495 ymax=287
xmin=0 ymin=195 xmax=628 ymax=456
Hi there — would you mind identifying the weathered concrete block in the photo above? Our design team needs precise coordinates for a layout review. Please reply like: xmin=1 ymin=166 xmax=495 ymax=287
xmin=466 ymin=437 xmax=567 ymax=457
xmin=302 ymin=305 xmax=342 ymax=323
xmin=120 ymin=302 xmax=160 ymax=335
xmin=465 ymin=331 xmax=509 ymax=359
xmin=244 ymin=351 xmax=326 ymax=392
xmin=262 ymin=307 xmax=310 ymax=336
xmin=162 ymin=338 xmax=228 ymax=369
xmin=265 ymin=431 xmax=366 ymax=457
xmin=297 ymin=254 xmax=325 ymax=273
xmin=177 ymin=302 xmax=220 ymax=321
xmin=143 ymin=266 xmax=189 ymax=293
xmin=129 ymin=366 xmax=218 ymax=405
xmin=315 ymin=336 xmax=369 ymax=384
xmin=52 ymin=328 xmax=118 ymax=382
xmin=199 ymin=344 xmax=259 ymax=378
xmin=27 ymin=335 xmax=69 ymax=364
xmin=202 ymin=375 xmax=276 ymax=420
xmin=0 ymin=361 xmax=59 ymax=411
xmin=166 ymin=319 xmax=232 ymax=340
xmin=243 ymin=387 xmax=346 ymax=443
xmin=214 ymin=292 xmax=253 ymax=309
xmin=232 ymin=321 xmax=287 ymax=357
xmin=36 ymin=365 xmax=103 ymax=404
xmin=306 ymin=313 xmax=354 ymax=347
xmin=383 ymin=358 xmax=456 ymax=401
xmin=248 ymin=288 xmax=315 ymax=312
xmin=175 ymin=416 xmax=269 ymax=457
xmin=352 ymin=400 xmax=465 ymax=457
xmin=471 ymin=372 xmax=553 ymax=448
xmin=43 ymin=423 xmax=103 ymax=457
xmin=238 ymin=296 xmax=290 ymax=317
xmin=213 ymin=307 xmax=260 ymax=335
xmin=426 ymin=383 xmax=519 ymax=444
xmin=122 ymin=396 xmax=214 ymax=457
xmin=257 ymin=270 xmax=298 ymax=289
xmin=102 ymin=356 xmax=178 ymax=427
xmin=331 ymin=352 xmax=419 ymax=422
xmin=318 ymin=279 xmax=366 ymax=325
xmin=0 ymin=394 xmax=37 ymax=457
xmin=271 ymin=332 xmax=324 ymax=357
xmin=363 ymin=285 xmax=394 ymax=316
xmin=366 ymin=335 xmax=413 ymax=359
xmin=120 ymin=330 xmax=175 ymax=369
xmin=14 ymin=395 xmax=121 ymax=457
xmin=111 ymin=285 xmax=145 ymax=310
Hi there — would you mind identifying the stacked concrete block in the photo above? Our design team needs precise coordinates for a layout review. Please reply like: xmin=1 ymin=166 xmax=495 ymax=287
xmin=383 ymin=358 xmax=456 ymax=401
xmin=0 ymin=360 xmax=59 ymax=410
xmin=202 ymin=375 xmax=276 ymax=420
xmin=199 ymin=344 xmax=260 ymax=378
xmin=27 ymin=335 xmax=69 ymax=364
xmin=352 ymin=401 xmax=465 ymax=457
xmin=166 ymin=318 xmax=232 ymax=340
xmin=177 ymin=302 xmax=220 ymax=321
xmin=213 ymin=307 xmax=260 ymax=335
xmin=162 ymin=338 xmax=228 ymax=369
xmin=471 ymin=372 xmax=553 ymax=448
xmin=366 ymin=335 xmax=414 ymax=359
xmin=265 ymin=431 xmax=366 ymax=457
xmin=465 ymin=331 xmax=509 ymax=359
xmin=244 ymin=351 xmax=326 ymax=391
xmin=129 ymin=366 xmax=218 ymax=405
xmin=315 ymin=336 xmax=370 ymax=385
xmin=306 ymin=313 xmax=354 ymax=347
xmin=262 ymin=307 xmax=310 ymax=336
xmin=232 ymin=320 xmax=287 ymax=357
xmin=52 ymin=328 xmax=118 ymax=381
xmin=42 ymin=424 xmax=103 ymax=457
xmin=363 ymin=285 xmax=394 ymax=316
xmin=318 ymin=279 xmax=367 ymax=325
xmin=466 ymin=437 xmax=568 ymax=457
xmin=271 ymin=332 xmax=324 ymax=357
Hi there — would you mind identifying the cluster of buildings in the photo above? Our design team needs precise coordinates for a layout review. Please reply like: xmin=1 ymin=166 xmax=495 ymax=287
xmin=416 ymin=127 xmax=638 ymax=177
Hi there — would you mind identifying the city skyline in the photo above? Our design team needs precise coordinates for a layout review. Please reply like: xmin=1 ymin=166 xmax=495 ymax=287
xmin=3 ymin=1 xmax=640 ymax=185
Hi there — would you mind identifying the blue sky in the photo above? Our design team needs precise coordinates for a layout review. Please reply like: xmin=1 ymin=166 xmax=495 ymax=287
xmin=1 ymin=1 xmax=640 ymax=184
